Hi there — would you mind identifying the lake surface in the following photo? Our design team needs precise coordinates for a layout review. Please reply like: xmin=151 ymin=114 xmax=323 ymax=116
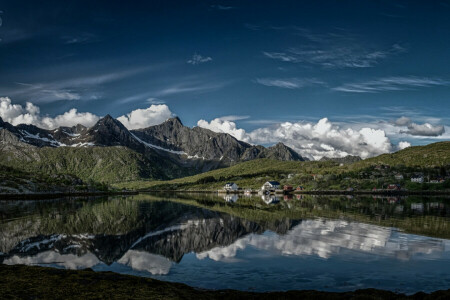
xmin=1 ymin=193 xmax=450 ymax=294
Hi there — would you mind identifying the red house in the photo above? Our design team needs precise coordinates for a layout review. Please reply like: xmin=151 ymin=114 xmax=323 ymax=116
xmin=283 ymin=185 xmax=293 ymax=191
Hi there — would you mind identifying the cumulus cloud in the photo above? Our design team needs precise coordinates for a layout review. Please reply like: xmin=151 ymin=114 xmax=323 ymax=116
xmin=198 ymin=116 xmax=403 ymax=160
xmin=197 ymin=117 xmax=248 ymax=141
xmin=117 ymin=104 xmax=174 ymax=130
xmin=0 ymin=97 xmax=176 ymax=131
xmin=397 ymin=141 xmax=411 ymax=150
xmin=0 ymin=97 xmax=99 ymax=129
xmin=187 ymin=53 xmax=213 ymax=65
xmin=393 ymin=116 xmax=446 ymax=137
xmin=402 ymin=123 xmax=445 ymax=137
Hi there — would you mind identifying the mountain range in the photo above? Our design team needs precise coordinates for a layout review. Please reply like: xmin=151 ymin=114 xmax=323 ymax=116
xmin=0 ymin=115 xmax=304 ymax=182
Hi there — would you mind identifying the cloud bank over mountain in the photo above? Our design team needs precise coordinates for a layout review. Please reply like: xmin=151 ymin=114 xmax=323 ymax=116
xmin=0 ymin=97 xmax=446 ymax=160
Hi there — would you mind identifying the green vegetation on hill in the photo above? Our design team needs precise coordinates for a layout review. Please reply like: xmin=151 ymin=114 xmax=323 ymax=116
xmin=115 ymin=142 xmax=450 ymax=191
xmin=0 ymin=146 xmax=169 ymax=184
xmin=0 ymin=165 xmax=108 ymax=194
xmin=352 ymin=141 xmax=450 ymax=168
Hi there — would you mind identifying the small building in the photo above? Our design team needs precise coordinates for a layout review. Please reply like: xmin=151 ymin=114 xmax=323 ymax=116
xmin=296 ymin=186 xmax=304 ymax=191
xmin=411 ymin=175 xmax=424 ymax=183
xmin=283 ymin=185 xmax=293 ymax=191
xmin=394 ymin=174 xmax=404 ymax=180
xmin=387 ymin=184 xmax=401 ymax=191
xmin=261 ymin=181 xmax=280 ymax=191
xmin=224 ymin=182 xmax=239 ymax=191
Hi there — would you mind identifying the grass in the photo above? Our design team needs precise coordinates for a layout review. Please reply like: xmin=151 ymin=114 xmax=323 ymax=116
xmin=114 ymin=142 xmax=450 ymax=191
xmin=1 ymin=264 xmax=449 ymax=299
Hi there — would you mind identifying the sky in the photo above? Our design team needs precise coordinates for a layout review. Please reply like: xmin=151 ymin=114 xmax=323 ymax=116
xmin=0 ymin=0 xmax=449 ymax=159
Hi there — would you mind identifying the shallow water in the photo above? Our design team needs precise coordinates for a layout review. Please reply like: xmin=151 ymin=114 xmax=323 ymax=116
xmin=1 ymin=193 xmax=450 ymax=293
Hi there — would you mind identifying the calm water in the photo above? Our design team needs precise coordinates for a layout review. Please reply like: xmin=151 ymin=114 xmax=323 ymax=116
xmin=1 ymin=193 xmax=450 ymax=294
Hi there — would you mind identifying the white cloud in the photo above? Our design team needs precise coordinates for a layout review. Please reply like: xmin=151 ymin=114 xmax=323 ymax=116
xmin=198 ymin=116 xmax=401 ymax=159
xmin=255 ymin=78 xmax=324 ymax=89
xmin=397 ymin=141 xmax=411 ymax=150
xmin=0 ymin=97 xmax=174 ymax=131
xmin=393 ymin=116 xmax=446 ymax=137
xmin=187 ymin=53 xmax=213 ymax=65
xmin=197 ymin=117 xmax=248 ymax=141
xmin=117 ymin=104 xmax=174 ymax=130
xmin=263 ymin=36 xmax=405 ymax=69
xmin=402 ymin=122 xmax=445 ymax=137
xmin=334 ymin=76 xmax=448 ymax=93
xmin=0 ymin=97 xmax=99 ymax=129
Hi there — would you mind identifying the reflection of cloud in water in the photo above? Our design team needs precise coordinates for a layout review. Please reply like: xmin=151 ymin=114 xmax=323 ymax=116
xmin=3 ymin=251 xmax=100 ymax=269
xmin=118 ymin=250 xmax=172 ymax=275
xmin=197 ymin=219 xmax=446 ymax=261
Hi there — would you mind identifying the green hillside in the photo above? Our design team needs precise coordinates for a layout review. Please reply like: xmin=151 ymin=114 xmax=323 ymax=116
xmin=352 ymin=141 xmax=450 ymax=169
xmin=0 ymin=146 xmax=169 ymax=183
xmin=115 ymin=142 xmax=450 ymax=191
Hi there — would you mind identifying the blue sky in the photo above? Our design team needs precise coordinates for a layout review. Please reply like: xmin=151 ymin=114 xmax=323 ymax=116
xmin=0 ymin=1 xmax=449 ymax=159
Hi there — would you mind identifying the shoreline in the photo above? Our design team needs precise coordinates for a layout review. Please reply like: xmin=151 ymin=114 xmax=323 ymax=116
xmin=142 ymin=189 xmax=450 ymax=196
xmin=0 ymin=190 xmax=138 ymax=200
xmin=1 ymin=264 xmax=448 ymax=299
xmin=1 ymin=189 xmax=449 ymax=199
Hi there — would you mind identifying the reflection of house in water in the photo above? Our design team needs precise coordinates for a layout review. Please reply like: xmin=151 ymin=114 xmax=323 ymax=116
xmin=296 ymin=194 xmax=304 ymax=200
xmin=394 ymin=205 xmax=404 ymax=213
xmin=223 ymin=194 xmax=239 ymax=203
xmin=284 ymin=195 xmax=293 ymax=201
xmin=261 ymin=195 xmax=280 ymax=204
xmin=411 ymin=203 xmax=424 ymax=213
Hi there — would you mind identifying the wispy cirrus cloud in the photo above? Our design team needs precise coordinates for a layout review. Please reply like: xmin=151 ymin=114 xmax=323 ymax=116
xmin=210 ymin=4 xmax=235 ymax=10
xmin=333 ymin=76 xmax=449 ymax=93
xmin=61 ymin=33 xmax=97 ymax=45
xmin=263 ymin=44 xmax=405 ymax=68
xmin=6 ymin=67 xmax=151 ymax=103
xmin=260 ymin=26 xmax=406 ymax=68
xmin=254 ymin=78 xmax=324 ymax=89
xmin=187 ymin=53 xmax=212 ymax=65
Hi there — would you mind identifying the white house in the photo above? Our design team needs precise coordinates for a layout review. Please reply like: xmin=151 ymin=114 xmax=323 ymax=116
xmin=394 ymin=174 xmax=404 ymax=180
xmin=224 ymin=182 xmax=239 ymax=191
xmin=261 ymin=181 xmax=281 ymax=191
xmin=411 ymin=175 xmax=424 ymax=183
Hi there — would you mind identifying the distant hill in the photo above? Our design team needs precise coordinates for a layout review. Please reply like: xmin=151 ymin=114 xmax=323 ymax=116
xmin=351 ymin=141 xmax=450 ymax=169
xmin=116 ymin=141 xmax=450 ymax=190
xmin=319 ymin=155 xmax=362 ymax=164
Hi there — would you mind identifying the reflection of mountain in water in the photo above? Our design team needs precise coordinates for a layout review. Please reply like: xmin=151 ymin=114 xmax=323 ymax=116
xmin=0 ymin=199 xmax=300 ymax=267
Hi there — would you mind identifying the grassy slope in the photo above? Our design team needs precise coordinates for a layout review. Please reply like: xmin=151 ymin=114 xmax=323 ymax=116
xmin=114 ymin=142 xmax=450 ymax=190
xmin=0 ymin=165 xmax=103 ymax=194
xmin=0 ymin=146 xmax=168 ymax=183
xmin=1 ymin=264 xmax=430 ymax=300
xmin=351 ymin=141 xmax=450 ymax=169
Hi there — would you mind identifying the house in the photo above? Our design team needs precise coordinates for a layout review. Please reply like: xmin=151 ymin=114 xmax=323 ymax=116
xmin=296 ymin=186 xmax=304 ymax=191
xmin=261 ymin=181 xmax=280 ymax=191
xmin=411 ymin=175 xmax=424 ymax=183
xmin=394 ymin=174 xmax=404 ymax=180
xmin=387 ymin=184 xmax=401 ymax=191
xmin=283 ymin=185 xmax=293 ymax=191
xmin=224 ymin=182 xmax=239 ymax=191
